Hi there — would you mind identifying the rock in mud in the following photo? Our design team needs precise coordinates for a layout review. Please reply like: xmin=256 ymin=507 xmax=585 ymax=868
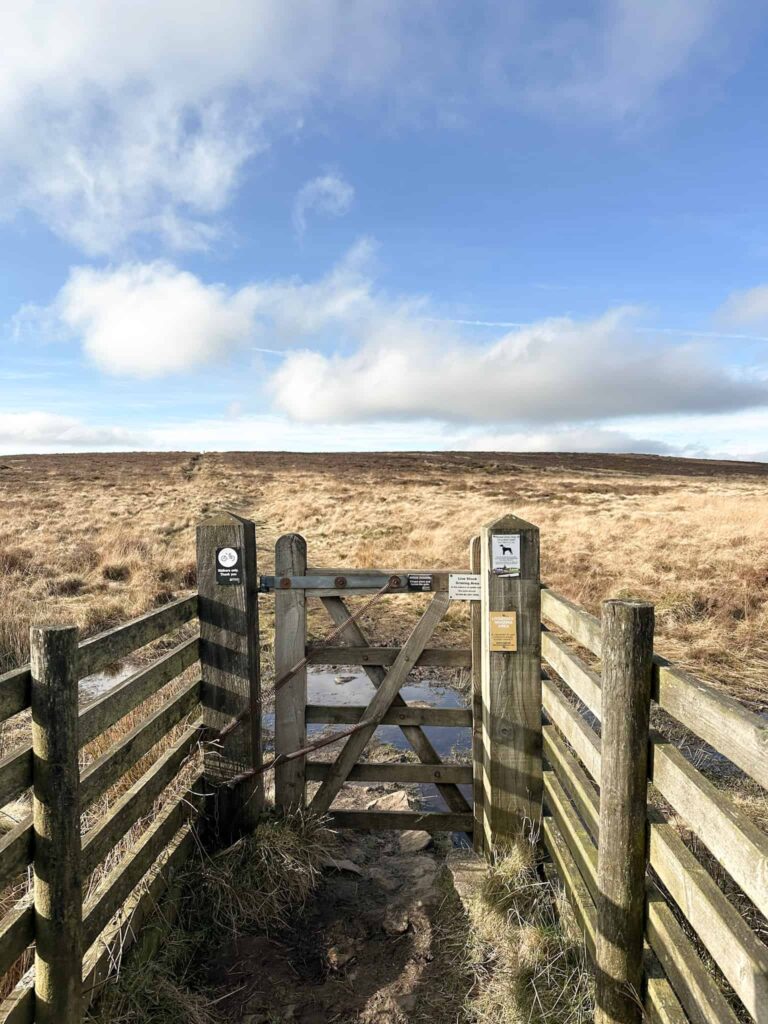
xmin=399 ymin=830 xmax=432 ymax=854
xmin=334 ymin=674 xmax=356 ymax=684
xmin=367 ymin=789 xmax=410 ymax=812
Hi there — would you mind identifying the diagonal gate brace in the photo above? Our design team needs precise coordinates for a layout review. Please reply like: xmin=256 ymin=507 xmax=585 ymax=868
xmin=310 ymin=592 xmax=466 ymax=815
xmin=320 ymin=596 xmax=472 ymax=816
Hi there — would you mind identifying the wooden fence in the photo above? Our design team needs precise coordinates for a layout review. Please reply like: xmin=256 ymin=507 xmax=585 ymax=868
xmin=0 ymin=508 xmax=765 ymax=1024
xmin=538 ymin=584 xmax=768 ymax=1024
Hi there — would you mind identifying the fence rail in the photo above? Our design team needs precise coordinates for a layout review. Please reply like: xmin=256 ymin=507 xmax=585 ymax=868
xmin=540 ymin=584 xmax=768 ymax=1024
xmin=0 ymin=592 xmax=204 ymax=1023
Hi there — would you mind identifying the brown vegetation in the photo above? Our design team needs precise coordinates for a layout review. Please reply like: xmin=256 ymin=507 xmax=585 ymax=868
xmin=0 ymin=450 xmax=766 ymax=709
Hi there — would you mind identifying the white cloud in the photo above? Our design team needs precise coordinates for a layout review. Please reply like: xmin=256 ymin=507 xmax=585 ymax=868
xmin=717 ymin=284 xmax=768 ymax=328
xmin=292 ymin=173 xmax=354 ymax=237
xmin=0 ymin=412 xmax=142 ymax=453
xmin=57 ymin=262 xmax=260 ymax=377
xmin=269 ymin=307 xmax=768 ymax=425
xmin=0 ymin=2 xmax=741 ymax=251
xmin=460 ymin=425 xmax=677 ymax=456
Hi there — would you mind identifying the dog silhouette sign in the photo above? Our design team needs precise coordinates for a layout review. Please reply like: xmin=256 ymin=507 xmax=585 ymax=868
xmin=491 ymin=533 xmax=521 ymax=577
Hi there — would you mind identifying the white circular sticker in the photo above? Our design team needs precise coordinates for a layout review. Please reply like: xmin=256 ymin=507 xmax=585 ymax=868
xmin=217 ymin=547 xmax=238 ymax=568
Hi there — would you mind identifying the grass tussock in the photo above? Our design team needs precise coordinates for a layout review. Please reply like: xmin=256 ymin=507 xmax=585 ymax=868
xmin=88 ymin=810 xmax=333 ymax=1024
xmin=464 ymin=840 xmax=594 ymax=1024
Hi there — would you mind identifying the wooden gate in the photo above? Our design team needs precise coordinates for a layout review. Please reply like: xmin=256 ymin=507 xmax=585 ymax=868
xmin=265 ymin=534 xmax=482 ymax=837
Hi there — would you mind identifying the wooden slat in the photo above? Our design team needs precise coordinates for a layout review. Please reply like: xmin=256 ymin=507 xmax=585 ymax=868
xmin=310 ymin=592 xmax=451 ymax=814
xmin=650 ymin=732 xmax=768 ymax=922
xmin=644 ymin=957 xmax=691 ymax=1024
xmin=329 ymin=810 xmax=473 ymax=832
xmin=0 ymin=748 xmax=30 ymax=811
xmin=540 ymin=587 xmax=601 ymax=656
xmin=80 ymin=636 xmax=199 ymax=747
xmin=646 ymin=880 xmax=739 ymax=1024
xmin=541 ymin=676 xmax=602 ymax=783
xmin=274 ymin=533 xmax=307 ymax=811
xmin=542 ymin=725 xmax=599 ymax=837
xmin=79 ymin=595 xmax=198 ymax=678
xmin=0 ymin=821 xmax=32 ymax=893
xmin=305 ymin=704 xmax=471 ymax=727
xmin=541 ymin=629 xmax=601 ymax=718
xmin=305 ymin=645 xmax=471 ymax=668
xmin=541 ymin=815 xmax=596 ymax=957
xmin=82 ymin=820 xmax=197 ymax=1007
xmin=82 ymin=725 xmax=201 ymax=877
xmin=0 ymin=969 xmax=33 ymax=1024
xmin=306 ymin=761 xmax=471 ymax=784
xmin=653 ymin=657 xmax=768 ymax=792
xmin=82 ymin=783 xmax=203 ymax=947
xmin=320 ymin=597 xmax=472 ymax=817
xmin=649 ymin=810 xmax=768 ymax=1024
xmin=79 ymin=678 xmax=201 ymax=809
xmin=543 ymin=771 xmax=597 ymax=894
xmin=0 ymin=667 xmax=29 ymax=725
xmin=0 ymin=899 xmax=32 ymax=984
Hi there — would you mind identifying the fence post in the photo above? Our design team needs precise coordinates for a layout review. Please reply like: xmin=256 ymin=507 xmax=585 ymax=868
xmin=197 ymin=512 xmax=262 ymax=840
xmin=469 ymin=535 xmax=484 ymax=854
xmin=274 ymin=533 xmax=307 ymax=811
xmin=596 ymin=599 xmax=654 ymax=1024
xmin=31 ymin=625 xmax=83 ymax=1024
xmin=480 ymin=514 xmax=541 ymax=850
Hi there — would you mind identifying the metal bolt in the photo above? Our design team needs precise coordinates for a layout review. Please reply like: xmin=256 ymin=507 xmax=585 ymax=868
xmin=335 ymin=576 xmax=347 ymax=588
xmin=388 ymin=575 xmax=402 ymax=588
xmin=279 ymin=578 xmax=292 ymax=589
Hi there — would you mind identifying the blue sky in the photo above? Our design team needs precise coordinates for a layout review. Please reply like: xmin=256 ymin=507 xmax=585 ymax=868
xmin=3 ymin=1 xmax=768 ymax=458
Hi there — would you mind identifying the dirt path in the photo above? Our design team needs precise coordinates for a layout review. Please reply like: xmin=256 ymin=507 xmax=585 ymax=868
xmin=209 ymin=789 xmax=469 ymax=1024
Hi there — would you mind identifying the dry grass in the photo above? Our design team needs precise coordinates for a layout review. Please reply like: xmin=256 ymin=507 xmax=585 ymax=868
xmin=87 ymin=811 xmax=332 ymax=1024
xmin=0 ymin=450 xmax=766 ymax=710
xmin=440 ymin=838 xmax=594 ymax=1024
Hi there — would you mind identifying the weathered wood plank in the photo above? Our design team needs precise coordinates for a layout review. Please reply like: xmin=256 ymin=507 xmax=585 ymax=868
xmin=80 ymin=636 xmax=199 ymax=747
xmin=652 ymin=657 xmax=768 ymax=792
xmin=481 ymin=514 xmax=542 ymax=845
xmin=644 ymin=956 xmax=691 ymax=1024
xmin=274 ymin=533 xmax=307 ymax=811
xmin=541 ymin=587 xmax=602 ymax=656
xmin=305 ymin=704 xmax=471 ymax=727
xmin=544 ymin=771 xmax=598 ymax=898
xmin=31 ymin=625 xmax=83 ymax=1024
xmin=82 ymin=821 xmax=197 ymax=1007
xmin=542 ymin=725 xmax=599 ymax=838
xmin=649 ymin=809 xmax=768 ymax=1024
xmin=79 ymin=677 xmax=200 ymax=809
xmin=329 ymin=810 xmax=473 ymax=832
xmin=596 ymin=600 xmax=654 ymax=1024
xmin=82 ymin=725 xmax=201 ymax=877
xmin=649 ymin=732 xmax=768 ymax=921
xmin=0 ymin=821 xmax=32 ymax=894
xmin=541 ymin=815 xmax=597 ymax=958
xmin=197 ymin=513 xmax=262 ymax=835
xmin=470 ymin=535 xmax=483 ymax=854
xmin=541 ymin=629 xmax=602 ymax=719
xmin=79 ymin=594 xmax=198 ymax=678
xmin=306 ymin=761 xmax=472 ymax=784
xmin=310 ymin=593 xmax=451 ymax=815
xmin=0 ymin=899 xmax=32 ymax=986
xmin=0 ymin=667 xmax=29 ymax=725
xmin=319 ymin=597 xmax=472 ymax=818
xmin=305 ymin=645 xmax=471 ymax=668
xmin=82 ymin=785 xmax=203 ymax=947
xmin=0 ymin=747 xmax=31 ymax=812
xmin=0 ymin=969 xmax=33 ymax=1024
xmin=646 ymin=880 xmax=739 ymax=1024
xmin=542 ymin=676 xmax=602 ymax=783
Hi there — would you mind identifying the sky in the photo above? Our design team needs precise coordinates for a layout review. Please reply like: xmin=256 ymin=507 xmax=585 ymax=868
xmin=3 ymin=1 xmax=768 ymax=459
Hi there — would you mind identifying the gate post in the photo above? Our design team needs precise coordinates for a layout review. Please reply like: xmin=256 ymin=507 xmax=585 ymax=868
xmin=480 ymin=514 xmax=541 ymax=850
xmin=469 ymin=535 xmax=484 ymax=854
xmin=30 ymin=624 xmax=83 ymax=1024
xmin=596 ymin=599 xmax=654 ymax=1024
xmin=274 ymin=533 xmax=307 ymax=811
xmin=197 ymin=512 xmax=262 ymax=839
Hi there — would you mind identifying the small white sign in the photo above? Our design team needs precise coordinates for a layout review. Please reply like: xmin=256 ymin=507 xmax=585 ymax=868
xmin=217 ymin=547 xmax=239 ymax=568
xmin=491 ymin=534 xmax=521 ymax=577
xmin=449 ymin=573 xmax=482 ymax=600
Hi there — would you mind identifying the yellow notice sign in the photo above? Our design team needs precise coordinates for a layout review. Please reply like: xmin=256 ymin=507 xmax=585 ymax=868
xmin=489 ymin=611 xmax=517 ymax=652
